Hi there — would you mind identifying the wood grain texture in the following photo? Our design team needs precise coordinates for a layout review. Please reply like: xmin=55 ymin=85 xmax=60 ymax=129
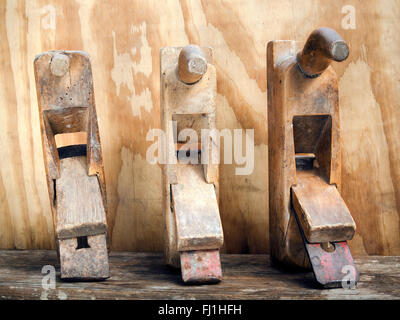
xmin=161 ymin=45 xmax=221 ymax=268
xmin=292 ymin=170 xmax=356 ymax=243
xmin=58 ymin=234 xmax=109 ymax=280
xmin=56 ymin=156 xmax=107 ymax=239
xmin=0 ymin=0 xmax=399 ymax=255
xmin=0 ymin=250 xmax=399 ymax=299
xmin=172 ymin=163 xmax=223 ymax=251
xmin=267 ymin=39 xmax=344 ymax=268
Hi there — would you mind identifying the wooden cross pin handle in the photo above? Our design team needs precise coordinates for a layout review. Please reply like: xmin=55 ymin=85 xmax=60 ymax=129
xmin=297 ymin=27 xmax=349 ymax=77
xmin=177 ymin=45 xmax=208 ymax=84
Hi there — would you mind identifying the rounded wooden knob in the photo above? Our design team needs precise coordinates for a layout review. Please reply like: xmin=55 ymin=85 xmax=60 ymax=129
xmin=50 ymin=53 xmax=70 ymax=77
xmin=178 ymin=45 xmax=207 ymax=84
xmin=297 ymin=27 xmax=349 ymax=77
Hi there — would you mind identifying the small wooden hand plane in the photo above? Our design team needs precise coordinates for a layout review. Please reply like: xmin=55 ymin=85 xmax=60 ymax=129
xmin=161 ymin=45 xmax=224 ymax=284
xmin=267 ymin=28 xmax=358 ymax=287
xmin=34 ymin=51 xmax=109 ymax=280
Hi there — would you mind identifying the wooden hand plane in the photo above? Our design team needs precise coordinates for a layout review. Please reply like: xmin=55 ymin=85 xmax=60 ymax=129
xmin=267 ymin=28 xmax=358 ymax=288
xmin=161 ymin=45 xmax=224 ymax=284
xmin=34 ymin=51 xmax=109 ymax=280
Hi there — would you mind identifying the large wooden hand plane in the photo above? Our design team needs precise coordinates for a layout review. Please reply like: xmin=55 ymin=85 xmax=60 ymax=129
xmin=267 ymin=28 xmax=358 ymax=288
xmin=161 ymin=45 xmax=223 ymax=284
xmin=34 ymin=51 xmax=109 ymax=281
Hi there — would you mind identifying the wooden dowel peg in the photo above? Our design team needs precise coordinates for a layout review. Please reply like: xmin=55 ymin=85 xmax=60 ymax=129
xmin=50 ymin=52 xmax=70 ymax=77
xmin=178 ymin=45 xmax=208 ymax=84
xmin=297 ymin=27 xmax=349 ymax=77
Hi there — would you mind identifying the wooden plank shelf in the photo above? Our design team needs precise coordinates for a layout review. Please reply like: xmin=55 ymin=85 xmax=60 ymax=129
xmin=0 ymin=251 xmax=399 ymax=300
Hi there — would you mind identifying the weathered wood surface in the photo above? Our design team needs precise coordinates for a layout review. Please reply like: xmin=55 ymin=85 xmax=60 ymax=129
xmin=172 ymin=163 xmax=223 ymax=251
xmin=267 ymin=38 xmax=344 ymax=268
xmin=56 ymin=156 xmax=107 ymax=239
xmin=58 ymin=234 xmax=109 ymax=280
xmin=0 ymin=0 xmax=400 ymax=255
xmin=34 ymin=50 xmax=110 ymax=280
xmin=292 ymin=170 xmax=356 ymax=243
xmin=0 ymin=250 xmax=399 ymax=300
xmin=161 ymin=45 xmax=222 ymax=278
xmin=33 ymin=50 xmax=108 ymax=245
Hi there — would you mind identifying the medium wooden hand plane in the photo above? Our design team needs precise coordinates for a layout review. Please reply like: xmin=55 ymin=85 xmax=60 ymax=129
xmin=161 ymin=45 xmax=224 ymax=284
xmin=267 ymin=28 xmax=358 ymax=288
xmin=34 ymin=51 xmax=109 ymax=281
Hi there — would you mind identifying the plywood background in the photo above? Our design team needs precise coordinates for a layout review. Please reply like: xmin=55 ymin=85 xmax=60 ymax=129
xmin=0 ymin=0 xmax=399 ymax=255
